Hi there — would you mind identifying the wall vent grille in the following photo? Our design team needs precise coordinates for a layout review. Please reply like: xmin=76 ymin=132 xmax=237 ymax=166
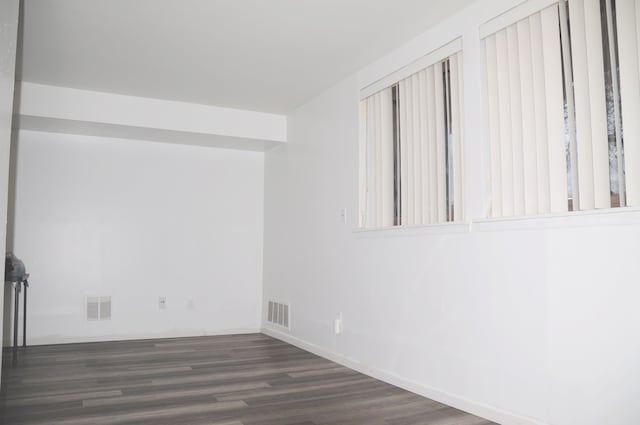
xmin=87 ymin=296 xmax=111 ymax=321
xmin=267 ymin=301 xmax=290 ymax=329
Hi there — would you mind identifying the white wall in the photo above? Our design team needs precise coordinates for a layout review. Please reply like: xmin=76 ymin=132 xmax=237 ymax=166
xmin=262 ymin=1 xmax=640 ymax=424
xmin=9 ymin=130 xmax=264 ymax=345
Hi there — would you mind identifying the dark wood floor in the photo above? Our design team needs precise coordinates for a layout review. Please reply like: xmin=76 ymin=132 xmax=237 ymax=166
xmin=0 ymin=333 xmax=494 ymax=425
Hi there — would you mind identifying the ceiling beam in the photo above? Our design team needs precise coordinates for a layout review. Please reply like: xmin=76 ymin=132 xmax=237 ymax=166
xmin=14 ymin=82 xmax=287 ymax=151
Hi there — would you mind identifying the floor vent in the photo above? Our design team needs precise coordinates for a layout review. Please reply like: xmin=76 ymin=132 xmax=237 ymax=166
xmin=267 ymin=301 xmax=290 ymax=329
xmin=87 ymin=296 xmax=111 ymax=321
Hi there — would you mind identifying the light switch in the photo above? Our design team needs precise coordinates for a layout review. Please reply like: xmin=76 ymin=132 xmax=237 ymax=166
xmin=340 ymin=208 xmax=347 ymax=224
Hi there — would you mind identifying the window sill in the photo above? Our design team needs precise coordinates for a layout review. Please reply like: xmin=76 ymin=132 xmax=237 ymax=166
xmin=471 ymin=206 xmax=640 ymax=232
xmin=353 ymin=207 xmax=640 ymax=237
xmin=354 ymin=221 xmax=471 ymax=237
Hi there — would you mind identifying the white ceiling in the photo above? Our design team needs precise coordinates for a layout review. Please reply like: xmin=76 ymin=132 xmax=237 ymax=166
xmin=20 ymin=0 xmax=473 ymax=113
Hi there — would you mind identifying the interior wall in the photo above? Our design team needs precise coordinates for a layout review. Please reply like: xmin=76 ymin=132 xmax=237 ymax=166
xmin=263 ymin=73 xmax=640 ymax=425
xmin=9 ymin=130 xmax=264 ymax=345
xmin=262 ymin=1 xmax=640 ymax=424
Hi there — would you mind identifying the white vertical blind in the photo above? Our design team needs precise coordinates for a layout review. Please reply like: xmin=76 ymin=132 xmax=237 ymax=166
xmin=374 ymin=93 xmax=382 ymax=221
xmin=399 ymin=63 xmax=450 ymax=225
xmin=399 ymin=67 xmax=444 ymax=225
xmin=568 ymin=0 xmax=611 ymax=210
xmin=585 ymin=0 xmax=611 ymax=209
xmin=408 ymin=75 xmax=417 ymax=225
xmin=450 ymin=52 xmax=465 ymax=221
xmin=400 ymin=78 xmax=415 ymax=225
xmin=380 ymin=89 xmax=394 ymax=224
xmin=540 ymin=5 xmax=569 ymax=213
xmin=412 ymin=74 xmax=423 ymax=224
xmin=507 ymin=25 xmax=526 ymax=216
xmin=616 ymin=0 xmax=640 ymax=206
xmin=361 ymin=0 xmax=640 ymax=226
xmin=530 ymin=12 xmax=552 ymax=213
xmin=426 ymin=66 xmax=439 ymax=223
xmin=399 ymin=81 xmax=410 ymax=225
xmin=485 ymin=34 xmax=503 ymax=217
xmin=434 ymin=61 xmax=448 ymax=222
xmin=360 ymin=49 xmax=464 ymax=228
xmin=360 ymin=39 xmax=463 ymax=99
xmin=366 ymin=95 xmax=377 ymax=224
xmin=361 ymin=88 xmax=394 ymax=228
xmin=418 ymin=70 xmax=430 ymax=224
xmin=485 ymin=0 xmax=640 ymax=217
xmin=484 ymin=4 xmax=567 ymax=217
xmin=517 ymin=18 xmax=539 ymax=215
xmin=495 ymin=30 xmax=515 ymax=217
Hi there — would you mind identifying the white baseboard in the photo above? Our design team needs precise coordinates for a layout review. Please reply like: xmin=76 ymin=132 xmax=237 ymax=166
xmin=23 ymin=328 xmax=262 ymax=346
xmin=262 ymin=327 xmax=547 ymax=425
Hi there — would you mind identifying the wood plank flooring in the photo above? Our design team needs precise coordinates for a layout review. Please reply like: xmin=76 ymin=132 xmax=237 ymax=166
xmin=0 ymin=333 xmax=495 ymax=425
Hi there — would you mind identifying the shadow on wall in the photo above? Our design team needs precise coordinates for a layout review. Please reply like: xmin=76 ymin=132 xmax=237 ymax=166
xmin=4 ymin=130 xmax=20 ymax=348
xmin=3 ymin=0 xmax=24 ymax=349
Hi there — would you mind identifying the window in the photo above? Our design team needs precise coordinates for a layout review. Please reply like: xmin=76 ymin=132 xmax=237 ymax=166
xmin=482 ymin=0 xmax=640 ymax=218
xmin=359 ymin=44 xmax=464 ymax=228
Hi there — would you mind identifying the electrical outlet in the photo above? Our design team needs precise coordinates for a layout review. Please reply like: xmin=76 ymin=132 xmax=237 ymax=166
xmin=340 ymin=208 xmax=347 ymax=224
xmin=159 ymin=296 xmax=167 ymax=309
xmin=187 ymin=299 xmax=194 ymax=310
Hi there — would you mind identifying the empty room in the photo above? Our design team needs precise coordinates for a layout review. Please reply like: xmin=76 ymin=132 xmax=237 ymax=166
xmin=0 ymin=0 xmax=639 ymax=424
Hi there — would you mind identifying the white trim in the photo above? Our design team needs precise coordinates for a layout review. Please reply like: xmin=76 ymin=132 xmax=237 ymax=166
xmin=360 ymin=38 xmax=462 ymax=99
xmin=473 ymin=206 xmax=640 ymax=231
xmin=354 ymin=221 xmax=471 ymax=236
xmin=26 ymin=328 xmax=262 ymax=346
xmin=353 ymin=206 xmax=640 ymax=236
xmin=262 ymin=327 xmax=548 ymax=425
xmin=352 ymin=207 xmax=640 ymax=238
xmin=479 ymin=0 xmax=559 ymax=39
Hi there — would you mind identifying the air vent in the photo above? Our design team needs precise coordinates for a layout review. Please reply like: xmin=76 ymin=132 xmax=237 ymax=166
xmin=99 ymin=296 xmax=111 ymax=320
xmin=267 ymin=301 xmax=290 ymax=329
xmin=87 ymin=296 xmax=111 ymax=321
xmin=87 ymin=297 xmax=99 ymax=321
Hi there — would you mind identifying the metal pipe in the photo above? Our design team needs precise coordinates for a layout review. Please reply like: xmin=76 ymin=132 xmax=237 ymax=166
xmin=23 ymin=281 xmax=28 ymax=347
xmin=13 ymin=282 xmax=19 ymax=353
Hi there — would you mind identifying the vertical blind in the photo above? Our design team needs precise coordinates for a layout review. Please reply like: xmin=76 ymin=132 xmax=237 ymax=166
xmin=483 ymin=0 xmax=640 ymax=218
xmin=484 ymin=5 xmax=567 ymax=217
xmin=361 ymin=88 xmax=395 ymax=227
xmin=360 ymin=50 xmax=464 ymax=228
xmin=616 ymin=0 xmax=640 ymax=206
xmin=569 ymin=0 xmax=610 ymax=210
